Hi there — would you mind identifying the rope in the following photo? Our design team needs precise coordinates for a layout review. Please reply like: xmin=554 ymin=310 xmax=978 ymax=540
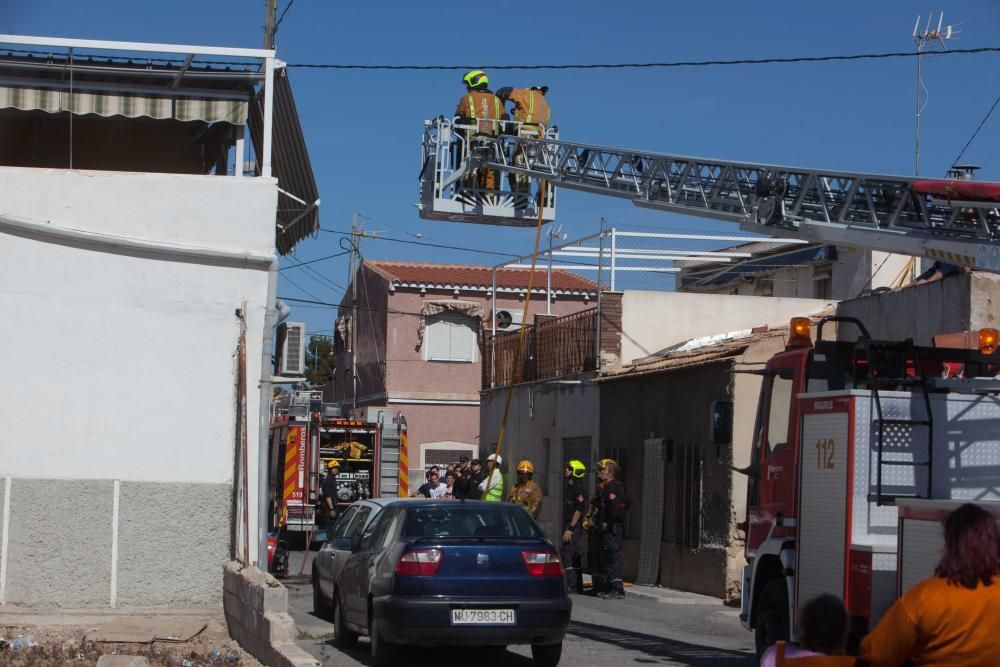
xmin=483 ymin=180 xmax=548 ymax=500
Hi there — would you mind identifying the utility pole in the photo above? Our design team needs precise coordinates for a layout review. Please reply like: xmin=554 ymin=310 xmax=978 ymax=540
xmin=263 ymin=0 xmax=278 ymax=49
xmin=911 ymin=12 xmax=956 ymax=175
xmin=350 ymin=213 xmax=361 ymax=410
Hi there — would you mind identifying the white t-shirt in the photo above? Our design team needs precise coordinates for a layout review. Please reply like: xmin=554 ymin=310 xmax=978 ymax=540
xmin=429 ymin=482 xmax=449 ymax=499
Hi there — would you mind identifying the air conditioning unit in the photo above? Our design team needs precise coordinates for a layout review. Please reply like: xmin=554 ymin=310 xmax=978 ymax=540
xmin=276 ymin=322 xmax=307 ymax=375
xmin=494 ymin=310 xmax=524 ymax=331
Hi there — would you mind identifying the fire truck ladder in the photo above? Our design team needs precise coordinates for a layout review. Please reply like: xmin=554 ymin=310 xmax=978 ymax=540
xmin=857 ymin=340 xmax=935 ymax=506
xmin=472 ymin=130 xmax=1000 ymax=273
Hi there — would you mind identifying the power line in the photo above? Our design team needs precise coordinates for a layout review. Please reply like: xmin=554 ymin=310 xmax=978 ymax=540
xmin=278 ymin=250 xmax=349 ymax=270
xmin=319 ymin=228 xmax=522 ymax=258
xmin=287 ymin=46 xmax=1000 ymax=71
xmin=275 ymin=0 xmax=296 ymax=30
xmin=279 ymin=273 xmax=325 ymax=302
xmin=950 ymin=92 xmax=1000 ymax=168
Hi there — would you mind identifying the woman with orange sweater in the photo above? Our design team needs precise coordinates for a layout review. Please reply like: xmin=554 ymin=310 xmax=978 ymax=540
xmin=861 ymin=503 xmax=1000 ymax=667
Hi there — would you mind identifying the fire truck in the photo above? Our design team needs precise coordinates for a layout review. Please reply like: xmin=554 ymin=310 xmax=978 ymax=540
xmin=417 ymin=123 xmax=1000 ymax=653
xmin=267 ymin=391 xmax=405 ymax=543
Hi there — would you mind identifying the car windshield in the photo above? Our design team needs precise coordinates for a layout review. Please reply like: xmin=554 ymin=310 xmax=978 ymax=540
xmin=403 ymin=504 xmax=543 ymax=540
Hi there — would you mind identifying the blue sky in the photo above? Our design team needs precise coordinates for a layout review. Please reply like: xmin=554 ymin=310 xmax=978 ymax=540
xmin=5 ymin=1 xmax=999 ymax=334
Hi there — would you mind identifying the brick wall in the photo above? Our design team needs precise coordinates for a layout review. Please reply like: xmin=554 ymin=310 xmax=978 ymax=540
xmin=599 ymin=291 xmax=623 ymax=366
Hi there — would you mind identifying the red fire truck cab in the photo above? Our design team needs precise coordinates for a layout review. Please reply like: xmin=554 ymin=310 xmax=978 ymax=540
xmin=739 ymin=316 xmax=1000 ymax=657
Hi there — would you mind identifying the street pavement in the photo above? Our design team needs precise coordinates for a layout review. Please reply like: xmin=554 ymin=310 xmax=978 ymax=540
xmin=283 ymin=549 xmax=756 ymax=667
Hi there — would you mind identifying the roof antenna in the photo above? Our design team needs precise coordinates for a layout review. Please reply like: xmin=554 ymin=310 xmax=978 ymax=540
xmin=912 ymin=12 xmax=958 ymax=176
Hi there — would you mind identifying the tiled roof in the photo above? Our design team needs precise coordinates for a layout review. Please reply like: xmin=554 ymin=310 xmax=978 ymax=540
xmin=364 ymin=260 xmax=598 ymax=294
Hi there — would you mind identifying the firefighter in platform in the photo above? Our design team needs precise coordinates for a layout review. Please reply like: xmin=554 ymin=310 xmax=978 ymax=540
xmin=597 ymin=460 xmax=628 ymax=599
xmin=561 ymin=460 xmax=588 ymax=594
xmin=496 ymin=85 xmax=551 ymax=195
xmin=508 ymin=459 xmax=543 ymax=518
xmin=479 ymin=453 xmax=505 ymax=501
xmin=455 ymin=70 xmax=504 ymax=191
xmin=319 ymin=460 xmax=340 ymax=532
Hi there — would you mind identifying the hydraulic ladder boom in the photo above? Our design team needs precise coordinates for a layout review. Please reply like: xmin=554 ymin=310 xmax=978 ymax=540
xmin=475 ymin=130 xmax=1000 ymax=273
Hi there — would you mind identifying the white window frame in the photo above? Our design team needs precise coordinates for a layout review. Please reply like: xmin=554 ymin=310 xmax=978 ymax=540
xmin=423 ymin=313 xmax=477 ymax=363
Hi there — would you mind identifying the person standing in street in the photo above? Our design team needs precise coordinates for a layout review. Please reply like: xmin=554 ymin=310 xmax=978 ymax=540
xmin=507 ymin=459 xmax=543 ymax=518
xmin=597 ymin=461 xmax=627 ymax=599
xmin=319 ymin=460 xmax=340 ymax=532
xmin=453 ymin=455 xmax=472 ymax=499
xmin=561 ymin=460 xmax=588 ymax=594
xmin=465 ymin=458 xmax=485 ymax=499
xmin=479 ymin=453 xmax=504 ymax=501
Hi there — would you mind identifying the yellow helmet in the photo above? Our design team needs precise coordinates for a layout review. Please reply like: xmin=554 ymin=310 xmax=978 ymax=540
xmin=516 ymin=459 xmax=534 ymax=474
xmin=327 ymin=460 xmax=341 ymax=470
xmin=598 ymin=458 xmax=617 ymax=470
xmin=567 ymin=460 xmax=586 ymax=479
xmin=462 ymin=69 xmax=489 ymax=89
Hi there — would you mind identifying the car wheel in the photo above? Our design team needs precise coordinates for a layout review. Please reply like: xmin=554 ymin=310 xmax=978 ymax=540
xmin=531 ymin=641 xmax=562 ymax=667
xmin=369 ymin=614 xmax=399 ymax=667
xmin=754 ymin=579 xmax=789 ymax=661
xmin=311 ymin=568 xmax=331 ymax=619
xmin=332 ymin=594 xmax=358 ymax=649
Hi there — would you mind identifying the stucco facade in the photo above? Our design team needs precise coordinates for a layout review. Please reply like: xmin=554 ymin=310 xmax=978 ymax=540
xmin=0 ymin=168 xmax=278 ymax=607
xmin=334 ymin=261 xmax=596 ymax=485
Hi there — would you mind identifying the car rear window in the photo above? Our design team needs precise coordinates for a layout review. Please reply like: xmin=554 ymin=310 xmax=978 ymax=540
xmin=403 ymin=505 xmax=543 ymax=540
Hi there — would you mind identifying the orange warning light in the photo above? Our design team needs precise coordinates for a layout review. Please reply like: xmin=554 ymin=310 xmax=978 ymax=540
xmin=788 ymin=317 xmax=813 ymax=348
xmin=979 ymin=328 xmax=998 ymax=355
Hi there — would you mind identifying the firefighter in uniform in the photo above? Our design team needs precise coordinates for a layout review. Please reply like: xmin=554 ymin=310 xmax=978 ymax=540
xmin=508 ymin=459 xmax=543 ymax=518
xmin=455 ymin=70 xmax=504 ymax=191
xmin=479 ymin=453 xmax=504 ymax=501
xmin=496 ymin=85 xmax=551 ymax=196
xmin=319 ymin=460 xmax=340 ymax=532
xmin=585 ymin=458 xmax=616 ymax=593
xmin=597 ymin=460 xmax=627 ymax=599
xmin=561 ymin=460 xmax=588 ymax=594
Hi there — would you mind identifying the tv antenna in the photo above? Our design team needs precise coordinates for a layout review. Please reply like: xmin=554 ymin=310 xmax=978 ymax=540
xmin=912 ymin=12 xmax=958 ymax=176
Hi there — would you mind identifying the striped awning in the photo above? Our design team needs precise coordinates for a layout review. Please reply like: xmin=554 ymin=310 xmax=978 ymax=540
xmin=0 ymin=84 xmax=247 ymax=125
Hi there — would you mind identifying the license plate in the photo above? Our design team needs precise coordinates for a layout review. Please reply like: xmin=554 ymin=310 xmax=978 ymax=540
xmin=450 ymin=608 xmax=516 ymax=625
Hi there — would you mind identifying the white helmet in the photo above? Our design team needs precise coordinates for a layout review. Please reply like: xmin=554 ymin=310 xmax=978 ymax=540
xmin=486 ymin=453 xmax=503 ymax=465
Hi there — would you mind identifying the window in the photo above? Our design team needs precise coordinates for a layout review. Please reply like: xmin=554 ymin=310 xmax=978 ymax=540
xmin=424 ymin=313 xmax=477 ymax=362
xmin=766 ymin=374 xmax=794 ymax=455
xmin=402 ymin=505 xmax=544 ymax=539
xmin=332 ymin=506 xmax=359 ymax=539
xmin=813 ymin=267 xmax=833 ymax=299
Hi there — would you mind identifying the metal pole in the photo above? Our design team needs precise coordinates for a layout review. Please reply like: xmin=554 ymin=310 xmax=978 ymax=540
xmin=609 ymin=226 xmax=617 ymax=291
xmin=262 ymin=57 xmax=274 ymax=179
xmin=491 ymin=267 xmax=497 ymax=388
xmin=915 ymin=45 xmax=922 ymax=176
xmin=351 ymin=214 xmax=359 ymax=410
xmin=596 ymin=218 xmax=605 ymax=365
xmin=263 ymin=0 xmax=278 ymax=49
xmin=546 ymin=229 xmax=553 ymax=315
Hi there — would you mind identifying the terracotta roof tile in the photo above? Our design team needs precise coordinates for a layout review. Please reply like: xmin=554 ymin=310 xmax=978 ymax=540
xmin=365 ymin=260 xmax=597 ymax=293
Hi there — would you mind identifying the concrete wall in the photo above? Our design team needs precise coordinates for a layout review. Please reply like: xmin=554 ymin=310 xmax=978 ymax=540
xmin=619 ymin=291 xmax=831 ymax=364
xmin=479 ymin=382 xmax=599 ymax=541
xmin=0 ymin=167 xmax=277 ymax=607
xmin=836 ymin=272 xmax=1000 ymax=344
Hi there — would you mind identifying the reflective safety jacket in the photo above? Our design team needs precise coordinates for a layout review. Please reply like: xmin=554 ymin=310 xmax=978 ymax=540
xmin=455 ymin=90 xmax=503 ymax=136
xmin=508 ymin=479 xmax=543 ymax=517
xmin=480 ymin=469 xmax=504 ymax=501
xmin=497 ymin=87 xmax=550 ymax=135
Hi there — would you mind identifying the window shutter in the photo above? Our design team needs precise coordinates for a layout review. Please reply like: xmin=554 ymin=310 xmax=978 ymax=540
xmin=425 ymin=314 xmax=476 ymax=362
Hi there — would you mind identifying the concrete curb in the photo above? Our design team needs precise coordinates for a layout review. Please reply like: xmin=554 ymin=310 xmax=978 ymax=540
xmin=624 ymin=585 xmax=725 ymax=606
xmin=223 ymin=562 xmax=319 ymax=667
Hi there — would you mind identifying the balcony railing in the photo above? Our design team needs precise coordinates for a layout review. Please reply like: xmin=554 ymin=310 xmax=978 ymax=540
xmin=482 ymin=307 xmax=599 ymax=388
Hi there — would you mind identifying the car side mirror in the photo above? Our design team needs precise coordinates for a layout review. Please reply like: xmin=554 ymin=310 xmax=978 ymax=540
xmin=710 ymin=400 xmax=733 ymax=446
xmin=332 ymin=537 xmax=353 ymax=551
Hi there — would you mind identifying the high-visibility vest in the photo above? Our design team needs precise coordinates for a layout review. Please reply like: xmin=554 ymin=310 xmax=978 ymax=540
xmin=485 ymin=471 xmax=504 ymax=502
xmin=465 ymin=92 xmax=502 ymax=136
xmin=509 ymin=88 xmax=550 ymax=134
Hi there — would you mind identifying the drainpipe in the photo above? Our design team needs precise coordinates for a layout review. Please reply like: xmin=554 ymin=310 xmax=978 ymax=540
xmin=256 ymin=261 xmax=279 ymax=567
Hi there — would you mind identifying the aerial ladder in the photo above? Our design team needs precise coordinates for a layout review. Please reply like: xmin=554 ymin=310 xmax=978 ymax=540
xmin=419 ymin=117 xmax=1000 ymax=272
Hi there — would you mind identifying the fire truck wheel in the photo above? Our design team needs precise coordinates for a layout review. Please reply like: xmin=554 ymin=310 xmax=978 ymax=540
xmin=333 ymin=593 xmax=358 ymax=649
xmin=754 ymin=579 xmax=789 ymax=660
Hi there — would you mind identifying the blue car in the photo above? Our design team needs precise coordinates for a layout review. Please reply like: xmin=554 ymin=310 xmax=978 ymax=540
xmin=328 ymin=499 xmax=571 ymax=666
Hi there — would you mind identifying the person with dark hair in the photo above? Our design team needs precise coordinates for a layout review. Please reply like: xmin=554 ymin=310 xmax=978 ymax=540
xmin=453 ymin=455 xmax=472 ymax=499
xmin=862 ymin=503 xmax=1000 ymax=667
xmin=596 ymin=461 xmax=627 ymax=599
xmin=465 ymin=459 xmax=485 ymax=499
xmin=759 ymin=594 xmax=848 ymax=666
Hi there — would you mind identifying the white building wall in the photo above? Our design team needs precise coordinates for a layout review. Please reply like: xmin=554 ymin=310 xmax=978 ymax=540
xmin=0 ymin=168 xmax=277 ymax=607
xmin=618 ymin=291 xmax=832 ymax=364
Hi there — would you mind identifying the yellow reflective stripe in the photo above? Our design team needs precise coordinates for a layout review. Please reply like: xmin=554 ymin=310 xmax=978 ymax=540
xmin=494 ymin=97 xmax=501 ymax=131
xmin=526 ymin=91 xmax=534 ymax=124
xmin=467 ymin=94 xmax=476 ymax=119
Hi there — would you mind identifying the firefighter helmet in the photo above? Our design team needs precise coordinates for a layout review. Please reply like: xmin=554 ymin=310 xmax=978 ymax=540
xmin=486 ymin=453 xmax=503 ymax=465
xmin=462 ymin=70 xmax=489 ymax=89
xmin=517 ymin=459 xmax=534 ymax=474
xmin=566 ymin=459 xmax=586 ymax=479
xmin=327 ymin=460 xmax=341 ymax=470
xmin=598 ymin=458 xmax=617 ymax=470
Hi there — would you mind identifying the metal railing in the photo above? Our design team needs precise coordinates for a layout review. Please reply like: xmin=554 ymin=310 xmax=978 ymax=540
xmin=482 ymin=308 xmax=598 ymax=388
